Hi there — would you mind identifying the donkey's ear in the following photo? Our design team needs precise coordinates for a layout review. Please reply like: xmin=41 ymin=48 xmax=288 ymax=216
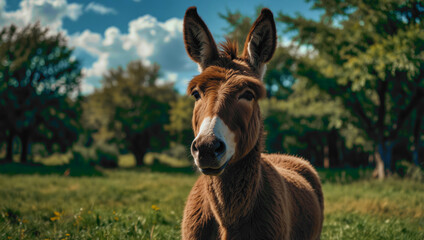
xmin=184 ymin=7 xmax=219 ymax=71
xmin=242 ymin=8 xmax=277 ymax=78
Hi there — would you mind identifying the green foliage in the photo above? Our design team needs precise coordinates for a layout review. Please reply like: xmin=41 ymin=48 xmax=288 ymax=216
xmin=395 ymin=160 xmax=424 ymax=182
xmin=70 ymin=142 xmax=119 ymax=168
xmin=278 ymin=0 xmax=424 ymax=173
xmin=70 ymin=145 xmax=96 ymax=167
xmin=0 ymin=23 xmax=82 ymax=163
xmin=83 ymin=60 xmax=178 ymax=166
xmin=95 ymin=142 xmax=119 ymax=168
xmin=165 ymin=96 xmax=194 ymax=147
xmin=219 ymin=9 xmax=254 ymax=50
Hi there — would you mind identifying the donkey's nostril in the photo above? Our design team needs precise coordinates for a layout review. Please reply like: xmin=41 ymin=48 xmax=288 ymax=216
xmin=213 ymin=139 xmax=226 ymax=157
xmin=191 ymin=141 xmax=198 ymax=154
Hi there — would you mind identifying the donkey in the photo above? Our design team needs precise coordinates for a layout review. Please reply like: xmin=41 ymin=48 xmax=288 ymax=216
xmin=181 ymin=7 xmax=324 ymax=240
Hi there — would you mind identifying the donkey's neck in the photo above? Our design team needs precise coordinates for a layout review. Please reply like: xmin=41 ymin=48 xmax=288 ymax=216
xmin=203 ymin=143 xmax=263 ymax=227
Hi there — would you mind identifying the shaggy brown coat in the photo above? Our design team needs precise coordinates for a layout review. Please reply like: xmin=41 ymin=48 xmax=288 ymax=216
xmin=182 ymin=7 xmax=324 ymax=240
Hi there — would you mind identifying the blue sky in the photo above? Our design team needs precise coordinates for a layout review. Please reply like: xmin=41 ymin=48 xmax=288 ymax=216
xmin=0 ymin=0 xmax=321 ymax=94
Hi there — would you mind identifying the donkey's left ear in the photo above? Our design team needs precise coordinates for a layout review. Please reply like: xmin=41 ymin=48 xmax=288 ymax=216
xmin=242 ymin=8 xmax=277 ymax=79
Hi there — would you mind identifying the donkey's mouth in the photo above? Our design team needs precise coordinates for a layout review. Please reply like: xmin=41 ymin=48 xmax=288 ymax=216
xmin=199 ymin=160 xmax=229 ymax=176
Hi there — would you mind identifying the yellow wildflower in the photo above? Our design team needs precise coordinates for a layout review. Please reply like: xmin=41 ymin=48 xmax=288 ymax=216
xmin=66 ymin=233 xmax=70 ymax=236
xmin=151 ymin=205 xmax=160 ymax=211
xmin=50 ymin=211 xmax=62 ymax=221
xmin=114 ymin=216 xmax=119 ymax=221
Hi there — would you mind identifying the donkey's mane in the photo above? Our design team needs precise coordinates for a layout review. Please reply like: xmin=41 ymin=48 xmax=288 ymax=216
xmin=219 ymin=38 xmax=239 ymax=60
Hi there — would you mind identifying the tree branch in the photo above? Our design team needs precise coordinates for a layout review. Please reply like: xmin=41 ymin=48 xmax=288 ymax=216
xmin=349 ymin=92 xmax=376 ymax=140
xmin=389 ymin=87 xmax=424 ymax=140
xmin=377 ymin=79 xmax=388 ymax=141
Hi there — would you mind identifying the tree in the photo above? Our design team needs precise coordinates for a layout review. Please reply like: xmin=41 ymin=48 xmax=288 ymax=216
xmin=279 ymin=0 xmax=424 ymax=178
xmin=83 ymin=60 xmax=177 ymax=166
xmin=0 ymin=23 xmax=82 ymax=163
xmin=165 ymin=95 xmax=194 ymax=148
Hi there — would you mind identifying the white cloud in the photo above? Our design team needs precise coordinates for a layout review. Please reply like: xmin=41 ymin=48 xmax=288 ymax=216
xmin=85 ymin=2 xmax=117 ymax=15
xmin=70 ymin=30 xmax=103 ymax=56
xmin=71 ymin=14 xmax=197 ymax=94
xmin=81 ymin=78 xmax=95 ymax=94
xmin=0 ymin=0 xmax=6 ymax=10
xmin=0 ymin=0 xmax=82 ymax=30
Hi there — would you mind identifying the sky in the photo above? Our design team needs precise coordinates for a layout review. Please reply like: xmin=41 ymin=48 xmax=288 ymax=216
xmin=0 ymin=0 xmax=322 ymax=94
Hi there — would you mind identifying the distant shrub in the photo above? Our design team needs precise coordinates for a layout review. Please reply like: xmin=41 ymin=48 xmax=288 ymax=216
xmin=95 ymin=143 xmax=119 ymax=168
xmin=318 ymin=167 xmax=373 ymax=184
xmin=70 ymin=143 xmax=119 ymax=168
xmin=31 ymin=143 xmax=49 ymax=158
xmin=395 ymin=160 xmax=424 ymax=182
xmin=70 ymin=145 xmax=96 ymax=167
xmin=162 ymin=143 xmax=190 ymax=160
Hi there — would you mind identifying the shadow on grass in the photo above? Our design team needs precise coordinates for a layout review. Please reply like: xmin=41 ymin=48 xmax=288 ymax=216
xmin=117 ymin=159 xmax=196 ymax=175
xmin=0 ymin=162 xmax=103 ymax=177
xmin=149 ymin=159 xmax=196 ymax=174
xmin=317 ymin=167 xmax=373 ymax=184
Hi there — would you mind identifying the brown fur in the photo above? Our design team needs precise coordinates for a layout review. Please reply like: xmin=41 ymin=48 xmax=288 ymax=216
xmin=182 ymin=7 xmax=324 ymax=240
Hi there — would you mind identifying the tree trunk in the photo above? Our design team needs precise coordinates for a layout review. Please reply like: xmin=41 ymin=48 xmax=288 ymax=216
xmin=374 ymin=148 xmax=385 ymax=180
xmin=323 ymin=145 xmax=330 ymax=169
xmin=374 ymin=141 xmax=395 ymax=179
xmin=328 ymin=130 xmax=340 ymax=167
xmin=130 ymin=132 xmax=151 ymax=167
xmin=133 ymin=146 xmax=148 ymax=167
xmin=412 ymin=106 xmax=423 ymax=166
xmin=5 ymin=131 xmax=14 ymax=162
xmin=20 ymin=133 xmax=29 ymax=163
xmin=380 ymin=141 xmax=394 ymax=172
xmin=412 ymin=150 xmax=419 ymax=166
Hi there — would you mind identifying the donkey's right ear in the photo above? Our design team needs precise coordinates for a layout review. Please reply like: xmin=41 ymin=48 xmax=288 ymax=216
xmin=183 ymin=7 xmax=219 ymax=72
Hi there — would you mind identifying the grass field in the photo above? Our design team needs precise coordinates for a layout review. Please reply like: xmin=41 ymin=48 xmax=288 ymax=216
xmin=0 ymin=160 xmax=423 ymax=239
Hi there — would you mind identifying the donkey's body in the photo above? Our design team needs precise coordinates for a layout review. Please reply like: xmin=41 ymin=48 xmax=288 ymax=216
xmin=183 ymin=153 xmax=323 ymax=239
xmin=182 ymin=7 xmax=324 ymax=240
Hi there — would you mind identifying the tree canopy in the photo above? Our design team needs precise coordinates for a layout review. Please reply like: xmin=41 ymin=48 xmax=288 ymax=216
xmin=278 ymin=0 xmax=424 ymax=178
xmin=0 ymin=23 xmax=81 ymax=163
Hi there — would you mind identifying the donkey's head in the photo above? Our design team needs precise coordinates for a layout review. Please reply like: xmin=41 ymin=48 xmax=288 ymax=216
xmin=184 ymin=7 xmax=276 ymax=176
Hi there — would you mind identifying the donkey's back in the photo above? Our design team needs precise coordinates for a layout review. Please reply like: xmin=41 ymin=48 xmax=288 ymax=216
xmin=263 ymin=154 xmax=324 ymax=239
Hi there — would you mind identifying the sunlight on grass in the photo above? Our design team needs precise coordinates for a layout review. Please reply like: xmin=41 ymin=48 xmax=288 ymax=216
xmin=0 ymin=165 xmax=423 ymax=239
xmin=118 ymin=154 xmax=136 ymax=168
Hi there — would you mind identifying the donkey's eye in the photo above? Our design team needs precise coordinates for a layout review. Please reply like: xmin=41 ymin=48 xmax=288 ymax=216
xmin=192 ymin=90 xmax=201 ymax=101
xmin=239 ymin=91 xmax=255 ymax=101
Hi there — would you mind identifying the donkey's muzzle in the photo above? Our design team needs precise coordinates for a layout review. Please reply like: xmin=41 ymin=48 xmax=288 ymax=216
xmin=191 ymin=135 xmax=227 ymax=174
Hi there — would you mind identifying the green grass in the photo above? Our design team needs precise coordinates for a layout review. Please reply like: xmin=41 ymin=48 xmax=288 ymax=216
xmin=0 ymin=165 xmax=423 ymax=239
